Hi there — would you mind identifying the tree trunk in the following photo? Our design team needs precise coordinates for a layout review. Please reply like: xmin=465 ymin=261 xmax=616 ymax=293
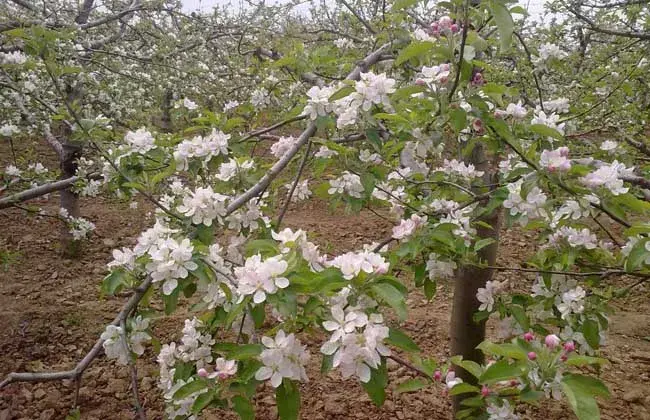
xmin=159 ymin=89 xmax=173 ymax=132
xmin=60 ymin=142 xmax=82 ymax=258
xmin=450 ymin=141 xmax=501 ymax=413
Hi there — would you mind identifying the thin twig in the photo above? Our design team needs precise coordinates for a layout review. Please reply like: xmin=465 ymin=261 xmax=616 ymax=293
xmin=119 ymin=319 xmax=146 ymax=420
xmin=276 ymin=140 xmax=312 ymax=228
xmin=448 ymin=1 xmax=470 ymax=102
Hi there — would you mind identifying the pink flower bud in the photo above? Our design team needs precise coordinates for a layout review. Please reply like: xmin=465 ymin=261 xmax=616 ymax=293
xmin=481 ymin=385 xmax=490 ymax=397
xmin=197 ymin=368 xmax=208 ymax=378
xmin=441 ymin=63 xmax=451 ymax=71
xmin=545 ymin=334 xmax=561 ymax=349
xmin=523 ymin=332 xmax=534 ymax=342
xmin=434 ymin=370 xmax=442 ymax=381
xmin=510 ymin=380 xmax=518 ymax=387
xmin=415 ymin=79 xmax=426 ymax=86
xmin=494 ymin=110 xmax=507 ymax=119
xmin=561 ymin=354 xmax=568 ymax=362
xmin=451 ymin=23 xmax=459 ymax=33
xmin=563 ymin=341 xmax=576 ymax=353
xmin=472 ymin=119 xmax=484 ymax=134
xmin=527 ymin=351 xmax=537 ymax=360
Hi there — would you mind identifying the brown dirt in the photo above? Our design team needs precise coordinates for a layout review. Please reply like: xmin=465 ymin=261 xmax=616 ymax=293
xmin=1 ymin=151 xmax=650 ymax=419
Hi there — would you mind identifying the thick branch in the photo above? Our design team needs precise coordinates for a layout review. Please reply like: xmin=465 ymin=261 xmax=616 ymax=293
xmin=0 ymin=176 xmax=79 ymax=209
xmin=0 ymin=277 xmax=152 ymax=389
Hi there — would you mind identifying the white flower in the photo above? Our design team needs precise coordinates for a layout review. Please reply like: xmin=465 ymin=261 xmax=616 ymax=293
xmin=359 ymin=149 xmax=382 ymax=164
xmin=581 ymin=160 xmax=630 ymax=195
xmin=146 ymin=238 xmax=198 ymax=295
xmin=272 ymin=228 xmax=306 ymax=252
xmin=328 ymin=171 xmax=364 ymax=198
xmin=426 ymin=253 xmax=456 ymax=280
xmin=177 ymin=317 xmax=215 ymax=367
xmin=543 ymin=98 xmax=570 ymax=114
xmin=235 ymin=254 xmax=289 ymax=303
xmin=0 ymin=51 xmax=27 ymax=65
xmin=177 ymin=186 xmax=228 ymax=226
xmin=223 ymin=100 xmax=240 ymax=112
xmin=206 ymin=357 xmax=238 ymax=379
xmin=101 ymin=325 xmax=129 ymax=365
xmin=270 ymin=136 xmax=296 ymax=158
xmin=215 ymin=158 xmax=254 ymax=181
xmin=124 ymin=128 xmax=156 ymax=153
xmin=173 ymin=129 xmax=230 ymax=170
xmin=392 ymin=214 xmax=427 ymax=241
xmin=251 ymin=88 xmax=271 ymax=109
xmin=108 ymin=247 xmax=137 ymax=270
xmin=445 ymin=370 xmax=463 ymax=389
xmin=333 ymin=38 xmax=354 ymax=49
xmin=531 ymin=111 xmax=565 ymax=136
xmin=5 ymin=165 xmax=21 ymax=177
xmin=487 ymin=400 xmax=520 ymax=420
xmin=183 ymin=98 xmax=198 ymax=110
xmin=129 ymin=316 xmax=151 ymax=356
xmin=322 ymin=305 xmax=368 ymax=343
xmin=303 ymin=85 xmax=335 ymax=119
xmin=327 ymin=250 xmax=388 ymax=280
xmin=27 ymin=162 xmax=48 ymax=174
xmin=538 ymin=43 xmax=567 ymax=61
xmin=437 ymin=159 xmax=484 ymax=179
xmin=0 ymin=124 xmax=20 ymax=137
xmin=557 ymin=287 xmax=586 ymax=319
xmin=315 ymin=145 xmax=338 ymax=158
xmin=540 ymin=147 xmax=571 ymax=172
xmin=503 ymin=180 xmax=547 ymax=225
xmin=600 ymin=140 xmax=618 ymax=153
xmin=477 ymin=280 xmax=504 ymax=312
xmin=255 ymin=330 xmax=310 ymax=387
xmin=505 ymin=101 xmax=527 ymax=119
xmin=284 ymin=179 xmax=311 ymax=202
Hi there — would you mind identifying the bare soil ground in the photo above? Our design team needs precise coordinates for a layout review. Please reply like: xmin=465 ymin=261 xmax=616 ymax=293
xmin=1 ymin=149 xmax=650 ymax=419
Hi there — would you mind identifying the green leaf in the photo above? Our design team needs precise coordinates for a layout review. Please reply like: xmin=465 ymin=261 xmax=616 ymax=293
xmin=474 ymin=238 xmax=495 ymax=252
xmin=509 ymin=305 xmax=530 ymax=331
xmin=387 ymin=328 xmax=420 ymax=352
xmin=276 ymin=379 xmax=301 ymax=420
xmin=232 ymin=395 xmax=255 ymax=420
xmin=456 ymin=360 xmax=483 ymax=379
xmin=228 ymin=344 xmax=263 ymax=360
xmin=477 ymin=341 xmax=528 ymax=360
xmin=371 ymin=283 xmax=407 ymax=321
xmin=423 ymin=279 xmax=437 ymax=301
xmin=395 ymin=41 xmax=435 ymax=66
xmin=582 ymin=319 xmax=600 ymax=350
xmin=530 ymin=124 xmax=564 ymax=140
xmin=395 ymin=377 xmax=430 ymax=394
xmin=361 ymin=362 xmax=388 ymax=406
xmin=162 ymin=288 xmax=180 ymax=315
xmin=565 ymin=355 xmax=608 ymax=367
xmin=489 ymin=0 xmax=514 ymax=51
xmin=479 ymin=359 xmax=524 ymax=384
xmin=561 ymin=374 xmax=609 ymax=420
xmin=192 ymin=390 xmax=215 ymax=413
xmin=328 ymin=86 xmax=355 ymax=101
xmin=102 ymin=270 xmax=127 ymax=295
xmin=450 ymin=108 xmax=467 ymax=133
xmin=173 ymin=379 xmax=207 ymax=400
xmin=449 ymin=383 xmax=480 ymax=396
xmin=250 ymin=303 xmax=266 ymax=328
xmin=392 ymin=0 xmax=419 ymax=10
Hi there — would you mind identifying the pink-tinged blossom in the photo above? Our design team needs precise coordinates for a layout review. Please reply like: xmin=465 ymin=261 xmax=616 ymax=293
xmin=477 ymin=281 xmax=504 ymax=312
xmin=392 ymin=214 xmax=428 ymax=241
xmin=255 ymin=330 xmax=310 ymax=387
xmin=545 ymin=334 xmax=561 ymax=349
xmin=581 ymin=160 xmax=631 ymax=195
xmin=540 ymin=147 xmax=571 ymax=172
xmin=235 ymin=254 xmax=289 ymax=304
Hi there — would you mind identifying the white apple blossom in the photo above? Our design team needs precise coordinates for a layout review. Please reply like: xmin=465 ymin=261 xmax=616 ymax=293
xmin=223 ymin=100 xmax=239 ymax=111
xmin=503 ymin=179 xmax=548 ymax=225
xmin=548 ymin=226 xmax=598 ymax=249
xmin=0 ymin=51 xmax=27 ymax=65
xmin=445 ymin=370 xmax=463 ymax=389
xmin=314 ymin=145 xmax=338 ymax=158
xmin=284 ymin=179 xmax=311 ymax=202
xmin=255 ymin=330 xmax=310 ymax=387
xmin=477 ymin=280 xmax=504 ymax=312
xmin=146 ymin=238 xmax=198 ymax=295
xmin=107 ymin=247 xmax=137 ymax=270
xmin=581 ymin=160 xmax=631 ymax=195
xmin=486 ymin=400 xmax=520 ymax=420
xmin=272 ymin=228 xmax=307 ymax=252
xmin=392 ymin=214 xmax=428 ymax=241
xmin=303 ymin=85 xmax=336 ymax=119
xmin=333 ymin=38 xmax=354 ymax=49
xmin=437 ymin=159 xmax=484 ymax=179
xmin=124 ymin=128 xmax=156 ymax=153
xmin=183 ymin=98 xmax=198 ymax=110
xmin=177 ymin=317 xmax=215 ymax=368
xmin=101 ymin=325 xmax=129 ymax=365
xmin=359 ymin=149 xmax=382 ymax=164
xmin=600 ymin=140 xmax=618 ymax=153
xmin=537 ymin=43 xmax=567 ymax=61
xmin=251 ymin=88 xmax=271 ymax=108
xmin=328 ymin=171 xmax=364 ymax=198
xmin=531 ymin=111 xmax=565 ymax=136
xmin=543 ymin=98 xmax=570 ymax=114
xmin=505 ymin=101 xmax=527 ymax=119
xmin=540 ymin=147 xmax=571 ymax=172
xmin=27 ymin=162 xmax=48 ymax=174
xmin=426 ymin=253 xmax=457 ymax=280
xmin=4 ymin=165 xmax=21 ymax=177
xmin=327 ymin=250 xmax=389 ymax=279
xmin=235 ymin=254 xmax=289 ymax=303
xmin=173 ymin=129 xmax=230 ymax=170
xmin=202 ymin=357 xmax=238 ymax=380
xmin=557 ymin=286 xmax=586 ymax=319
xmin=0 ymin=124 xmax=20 ymax=137
xmin=216 ymin=158 xmax=255 ymax=181
xmin=177 ymin=186 xmax=228 ymax=226
xmin=270 ymin=136 xmax=296 ymax=158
